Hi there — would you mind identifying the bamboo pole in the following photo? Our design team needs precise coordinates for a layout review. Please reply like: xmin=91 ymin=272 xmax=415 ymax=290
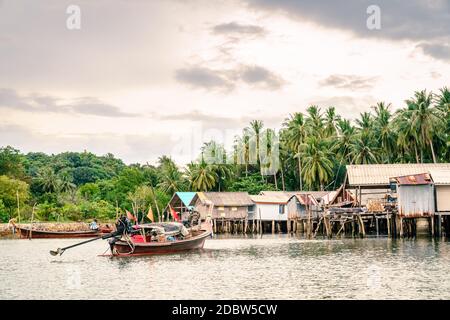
xmin=28 ymin=203 xmax=36 ymax=240
xmin=16 ymin=189 xmax=20 ymax=224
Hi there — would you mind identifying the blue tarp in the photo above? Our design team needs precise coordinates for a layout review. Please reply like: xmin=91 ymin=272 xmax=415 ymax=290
xmin=176 ymin=192 xmax=196 ymax=209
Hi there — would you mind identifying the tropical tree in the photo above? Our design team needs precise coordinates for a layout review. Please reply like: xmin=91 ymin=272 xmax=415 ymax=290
xmin=283 ymin=112 xmax=307 ymax=190
xmin=324 ymin=106 xmax=340 ymax=137
xmin=157 ymin=156 xmax=186 ymax=194
xmin=37 ymin=167 xmax=59 ymax=193
xmin=186 ymin=161 xmax=217 ymax=191
xmin=372 ymin=102 xmax=396 ymax=163
xmin=402 ymin=90 xmax=443 ymax=163
xmin=350 ymin=132 xmax=379 ymax=164
xmin=299 ymin=136 xmax=334 ymax=190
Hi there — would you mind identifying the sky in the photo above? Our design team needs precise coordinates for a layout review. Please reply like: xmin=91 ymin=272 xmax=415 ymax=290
xmin=0 ymin=0 xmax=449 ymax=165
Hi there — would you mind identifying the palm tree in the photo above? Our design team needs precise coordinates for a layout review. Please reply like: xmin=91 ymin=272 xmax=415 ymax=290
xmin=259 ymin=128 xmax=280 ymax=189
xmin=58 ymin=171 xmax=76 ymax=193
xmin=372 ymin=102 xmax=396 ymax=163
xmin=356 ymin=112 xmax=374 ymax=135
xmin=247 ymin=120 xmax=264 ymax=174
xmin=305 ymin=105 xmax=324 ymax=137
xmin=299 ymin=136 xmax=334 ymax=190
xmin=404 ymin=90 xmax=443 ymax=163
xmin=350 ymin=132 xmax=379 ymax=164
xmin=186 ymin=161 xmax=218 ymax=191
xmin=283 ymin=113 xmax=307 ymax=190
xmin=157 ymin=156 xmax=185 ymax=194
xmin=324 ymin=106 xmax=340 ymax=137
xmin=37 ymin=167 xmax=59 ymax=193
xmin=435 ymin=87 xmax=450 ymax=117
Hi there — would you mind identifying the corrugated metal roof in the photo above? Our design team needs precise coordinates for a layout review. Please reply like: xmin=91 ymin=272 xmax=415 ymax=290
xmin=259 ymin=191 xmax=299 ymax=198
xmin=292 ymin=194 xmax=319 ymax=206
xmin=428 ymin=168 xmax=450 ymax=185
xmin=346 ymin=163 xmax=450 ymax=186
xmin=261 ymin=191 xmax=330 ymax=198
xmin=394 ymin=173 xmax=433 ymax=185
xmin=249 ymin=194 xmax=289 ymax=204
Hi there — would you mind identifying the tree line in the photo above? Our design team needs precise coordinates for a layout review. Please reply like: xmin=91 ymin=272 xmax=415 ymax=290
xmin=0 ymin=87 xmax=448 ymax=222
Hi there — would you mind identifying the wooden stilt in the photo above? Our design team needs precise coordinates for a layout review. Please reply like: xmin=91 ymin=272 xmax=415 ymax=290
xmin=375 ymin=216 xmax=379 ymax=236
xmin=386 ymin=214 xmax=390 ymax=238
xmin=272 ymin=220 xmax=275 ymax=234
xmin=357 ymin=214 xmax=366 ymax=237
xmin=430 ymin=216 xmax=435 ymax=237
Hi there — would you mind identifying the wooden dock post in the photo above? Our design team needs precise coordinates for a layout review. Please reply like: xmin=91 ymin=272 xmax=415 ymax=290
xmin=357 ymin=214 xmax=365 ymax=237
xmin=386 ymin=214 xmax=390 ymax=237
xmin=430 ymin=216 xmax=435 ymax=237
xmin=435 ymin=214 xmax=441 ymax=237
xmin=375 ymin=216 xmax=379 ymax=236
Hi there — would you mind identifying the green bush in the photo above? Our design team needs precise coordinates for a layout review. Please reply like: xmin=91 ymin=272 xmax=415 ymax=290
xmin=60 ymin=203 xmax=83 ymax=221
xmin=0 ymin=200 xmax=9 ymax=223
xmin=79 ymin=200 xmax=115 ymax=220
xmin=36 ymin=202 xmax=60 ymax=221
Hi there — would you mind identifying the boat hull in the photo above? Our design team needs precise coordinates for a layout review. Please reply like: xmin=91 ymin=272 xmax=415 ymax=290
xmin=16 ymin=227 xmax=111 ymax=239
xmin=112 ymin=229 xmax=211 ymax=256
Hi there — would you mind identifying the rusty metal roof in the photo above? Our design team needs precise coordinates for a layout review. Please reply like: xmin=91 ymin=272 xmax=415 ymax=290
xmin=346 ymin=163 xmax=450 ymax=186
xmin=292 ymin=194 xmax=319 ymax=206
xmin=394 ymin=173 xmax=433 ymax=185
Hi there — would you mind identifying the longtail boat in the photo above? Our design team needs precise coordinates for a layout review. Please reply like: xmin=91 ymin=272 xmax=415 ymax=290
xmin=107 ymin=222 xmax=211 ymax=256
xmin=48 ymin=212 xmax=211 ymax=257
xmin=16 ymin=226 xmax=113 ymax=239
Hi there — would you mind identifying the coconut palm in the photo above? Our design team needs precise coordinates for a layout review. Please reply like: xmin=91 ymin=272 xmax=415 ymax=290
xmin=37 ymin=167 xmax=59 ymax=193
xmin=157 ymin=156 xmax=185 ymax=194
xmin=350 ymin=132 xmax=379 ymax=164
xmin=58 ymin=171 xmax=76 ymax=193
xmin=324 ymin=106 xmax=340 ymax=137
xmin=305 ymin=105 xmax=324 ymax=137
xmin=246 ymin=120 xmax=264 ymax=174
xmin=299 ymin=136 xmax=334 ymax=190
xmin=403 ymin=90 xmax=443 ymax=163
xmin=372 ymin=102 xmax=396 ymax=163
xmin=186 ymin=161 xmax=218 ymax=192
xmin=283 ymin=112 xmax=307 ymax=190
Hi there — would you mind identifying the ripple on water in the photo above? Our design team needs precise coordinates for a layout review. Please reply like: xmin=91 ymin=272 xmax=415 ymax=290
xmin=1 ymin=235 xmax=450 ymax=299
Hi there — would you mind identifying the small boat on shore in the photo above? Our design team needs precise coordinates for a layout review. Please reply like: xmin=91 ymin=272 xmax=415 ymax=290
xmin=16 ymin=226 xmax=113 ymax=239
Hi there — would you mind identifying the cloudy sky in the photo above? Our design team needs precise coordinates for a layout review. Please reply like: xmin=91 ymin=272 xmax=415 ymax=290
xmin=0 ymin=0 xmax=449 ymax=165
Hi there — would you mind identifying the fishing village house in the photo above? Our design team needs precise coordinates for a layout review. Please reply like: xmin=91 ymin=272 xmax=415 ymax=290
xmin=346 ymin=163 xmax=450 ymax=237
xmin=258 ymin=190 xmax=349 ymax=233
xmin=391 ymin=173 xmax=435 ymax=236
xmin=248 ymin=193 xmax=290 ymax=233
xmin=165 ymin=192 xmax=197 ymax=222
xmin=189 ymin=192 xmax=254 ymax=233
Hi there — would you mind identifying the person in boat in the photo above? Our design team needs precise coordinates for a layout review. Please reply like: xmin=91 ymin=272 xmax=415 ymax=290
xmin=108 ymin=215 xmax=133 ymax=252
xmin=8 ymin=218 xmax=16 ymax=234
xmin=89 ymin=219 xmax=99 ymax=231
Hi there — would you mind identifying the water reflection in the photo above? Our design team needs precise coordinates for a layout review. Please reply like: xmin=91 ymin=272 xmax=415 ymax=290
xmin=1 ymin=235 xmax=450 ymax=299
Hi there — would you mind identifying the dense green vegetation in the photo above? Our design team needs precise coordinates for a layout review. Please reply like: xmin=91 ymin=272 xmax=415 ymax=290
xmin=0 ymin=88 xmax=449 ymax=222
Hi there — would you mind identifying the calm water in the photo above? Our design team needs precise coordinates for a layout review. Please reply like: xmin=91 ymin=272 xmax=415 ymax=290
xmin=1 ymin=235 xmax=450 ymax=300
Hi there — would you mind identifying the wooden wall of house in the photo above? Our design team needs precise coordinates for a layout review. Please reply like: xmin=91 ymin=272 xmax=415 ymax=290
xmin=192 ymin=198 xmax=249 ymax=220
xmin=253 ymin=203 xmax=287 ymax=221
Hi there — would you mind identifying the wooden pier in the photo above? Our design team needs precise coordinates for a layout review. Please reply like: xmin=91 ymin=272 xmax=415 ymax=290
xmin=210 ymin=209 xmax=450 ymax=238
